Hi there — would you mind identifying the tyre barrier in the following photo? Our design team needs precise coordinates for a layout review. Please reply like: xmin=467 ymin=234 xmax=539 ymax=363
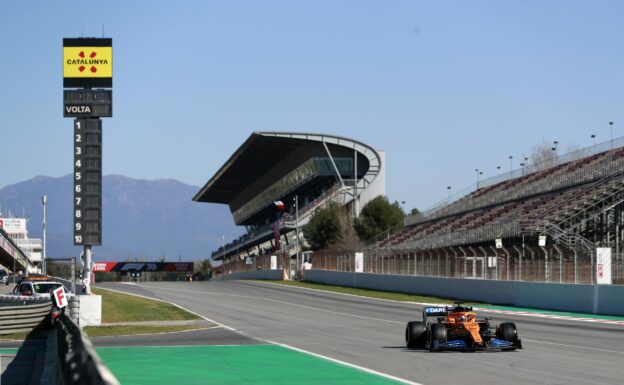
xmin=67 ymin=295 xmax=80 ymax=324
xmin=0 ymin=297 xmax=51 ymax=335
xmin=48 ymin=313 xmax=120 ymax=385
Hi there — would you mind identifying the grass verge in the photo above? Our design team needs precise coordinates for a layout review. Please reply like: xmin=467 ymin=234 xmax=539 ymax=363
xmin=92 ymin=287 xmax=201 ymax=323
xmin=0 ymin=332 xmax=31 ymax=341
xmin=83 ymin=325 xmax=206 ymax=337
xmin=264 ymin=280 xmax=470 ymax=304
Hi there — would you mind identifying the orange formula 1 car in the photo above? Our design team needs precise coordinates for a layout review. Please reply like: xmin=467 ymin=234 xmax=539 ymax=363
xmin=405 ymin=302 xmax=522 ymax=351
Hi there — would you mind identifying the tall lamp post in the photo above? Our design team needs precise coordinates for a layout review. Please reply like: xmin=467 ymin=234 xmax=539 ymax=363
xmin=610 ymin=122 xmax=614 ymax=149
xmin=553 ymin=140 xmax=559 ymax=158
xmin=294 ymin=195 xmax=300 ymax=272
xmin=447 ymin=186 xmax=451 ymax=203
xmin=222 ymin=235 xmax=225 ymax=262
xmin=42 ymin=195 xmax=47 ymax=275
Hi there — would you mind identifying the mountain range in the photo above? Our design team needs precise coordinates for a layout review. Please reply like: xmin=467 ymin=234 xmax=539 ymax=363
xmin=0 ymin=175 xmax=240 ymax=261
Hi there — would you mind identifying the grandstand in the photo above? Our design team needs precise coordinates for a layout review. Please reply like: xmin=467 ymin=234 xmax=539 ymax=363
xmin=0 ymin=227 xmax=32 ymax=274
xmin=193 ymin=132 xmax=385 ymax=276
xmin=364 ymin=138 xmax=624 ymax=284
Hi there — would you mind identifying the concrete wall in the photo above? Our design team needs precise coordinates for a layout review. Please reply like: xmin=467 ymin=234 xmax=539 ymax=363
xmin=78 ymin=295 xmax=102 ymax=326
xmin=303 ymin=270 xmax=624 ymax=316
xmin=356 ymin=150 xmax=385 ymax=216
xmin=214 ymin=269 xmax=284 ymax=281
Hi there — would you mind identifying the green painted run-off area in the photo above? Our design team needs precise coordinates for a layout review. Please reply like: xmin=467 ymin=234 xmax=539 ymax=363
xmin=97 ymin=344 xmax=403 ymax=385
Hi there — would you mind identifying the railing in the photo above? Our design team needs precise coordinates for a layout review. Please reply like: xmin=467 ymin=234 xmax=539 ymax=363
xmin=54 ymin=313 xmax=120 ymax=385
xmin=282 ymin=183 xmax=344 ymax=227
xmin=365 ymin=223 xmax=405 ymax=248
xmin=305 ymin=246 xmax=622 ymax=285
xmin=214 ymin=183 xmax=344 ymax=258
xmin=413 ymin=137 xmax=624 ymax=223
xmin=407 ymin=148 xmax=624 ymax=227
xmin=396 ymin=220 xmax=521 ymax=250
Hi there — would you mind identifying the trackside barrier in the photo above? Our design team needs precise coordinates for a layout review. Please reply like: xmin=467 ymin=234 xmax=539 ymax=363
xmin=44 ymin=313 xmax=120 ymax=385
xmin=213 ymin=269 xmax=285 ymax=281
xmin=303 ymin=269 xmax=624 ymax=316
xmin=0 ymin=296 xmax=51 ymax=334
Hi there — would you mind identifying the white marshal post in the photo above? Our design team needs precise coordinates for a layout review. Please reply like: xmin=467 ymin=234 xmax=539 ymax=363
xmin=42 ymin=195 xmax=47 ymax=275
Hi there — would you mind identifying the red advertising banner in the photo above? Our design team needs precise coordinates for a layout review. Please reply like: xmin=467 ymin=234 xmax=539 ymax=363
xmin=92 ymin=262 xmax=193 ymax=272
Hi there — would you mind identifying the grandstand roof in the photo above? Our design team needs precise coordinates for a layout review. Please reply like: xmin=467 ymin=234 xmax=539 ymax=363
xmin=193 ymin=132 xmax=381 ymax=204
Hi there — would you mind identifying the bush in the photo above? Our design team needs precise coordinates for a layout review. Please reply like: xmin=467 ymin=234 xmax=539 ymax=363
xmin=354 ymin=196 xmax=404 ymax=241
xmin=303 ymin=203 xmax=341 ymax=250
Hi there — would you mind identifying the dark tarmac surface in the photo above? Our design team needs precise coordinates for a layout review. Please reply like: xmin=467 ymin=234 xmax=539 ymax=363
xmin=97 ymin=280 xmax=624 ymax=385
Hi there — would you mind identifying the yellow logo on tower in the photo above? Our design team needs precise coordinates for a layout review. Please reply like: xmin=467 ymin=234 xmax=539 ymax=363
xmin=63 ymin=38 xmax=112 ymax=88
xmin=63 ymin=47 xmax=112 ymax=78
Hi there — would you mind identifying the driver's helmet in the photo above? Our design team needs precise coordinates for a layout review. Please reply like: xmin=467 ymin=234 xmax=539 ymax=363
xmin=457 ymin=315 xmax=466 ymax=322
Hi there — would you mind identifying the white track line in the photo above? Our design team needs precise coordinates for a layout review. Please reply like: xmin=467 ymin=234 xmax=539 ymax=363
xmin=136 ymin=283 xmax=403 ymax=325
xmin=524 ymin=339 xmax=624 ymax=354
xmin=96 ymin=344 xmax=272 ymax=349
xmin=93 ymin=286 xmax=236 ymax=331
xmin=91 ymin=326 xmax=215 ymax=339
xmin=97 ymin=284 xmax=422 ymax=385
xmin=265 ymin=340 xmax=424 ymax=385
xmin=251 ymin=281 xmax=624 ymax=326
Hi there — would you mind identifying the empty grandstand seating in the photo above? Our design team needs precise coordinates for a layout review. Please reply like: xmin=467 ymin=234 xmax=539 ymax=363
xmin=376 ymin=146 xmax=624 ymax=250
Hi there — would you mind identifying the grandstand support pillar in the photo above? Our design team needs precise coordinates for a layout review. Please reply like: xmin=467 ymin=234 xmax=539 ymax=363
xmin=354 ymin=148 xmax=359 ymax=218
xmin=468 ymin=246 xmax=477 ymax=278
xmin=553 ymin=244 xmax=564 ymax=283
xmin=428 ymin=250 xmax=433 ymax=276
xmin=540 ymin=246 xmax=549 ymax=283
xmin=443 ymin=248 xmax=450 ymax=277
xmin=436 ymin=249 xmax=441 ymax=276
xmin=525 ymin=245 xmax=536 ymax=281
xmin=572 ymin=247 xmax=578 ymax=284
xmin=478 ymin=246 xmax=488 ymax=279
xmin=295 ymin=195 xmax=300 ymax=276
xmin=489 ymin=246 xmax=499 ymax=280
xmin=500 ymin=245 xmax=511 ymax=281
xmin=521 ymin=233 xmax=526 ymax=281
xmin=580 ymin=241 xmax=593 ymax=284
xmin=451 ymin=248 xmax=458 ymax=278
xmin=417 ymin=250 xmax=422 ymax=276
xmin=512 ymin=245 xmax=523 ymax=281
xmin=459 ymin=247 xmax=467 ymax=278
xmin=322 ymin=140 xmax=345 ymax=187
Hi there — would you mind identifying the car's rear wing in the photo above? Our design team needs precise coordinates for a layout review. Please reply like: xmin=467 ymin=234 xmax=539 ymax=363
xmin=423 ymin=306 xmax=448 ymax=320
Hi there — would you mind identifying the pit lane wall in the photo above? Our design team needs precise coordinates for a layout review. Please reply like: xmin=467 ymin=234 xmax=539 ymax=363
xmin=302 ymin=270 xmax=624 ymax=316
xmin=213 ymin=269 xmax=285 ymax=281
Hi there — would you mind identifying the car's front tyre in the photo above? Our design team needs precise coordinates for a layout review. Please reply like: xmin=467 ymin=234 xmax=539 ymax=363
xmin=405 ymin=321 xmax=427 ymax=349
xmin=496 ymin=322 xmax=519 ymax=343
xmin=428 ymin=323 xmax=447 ymax=351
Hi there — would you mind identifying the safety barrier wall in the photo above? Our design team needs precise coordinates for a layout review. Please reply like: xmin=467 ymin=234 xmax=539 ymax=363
xmin=213 ymin=269 xmax=284 ymax=281
xmin=43 ymin=313 xmax=119 ymax=385
xmin=303 ymin=270 xmax=624 ymax=316
xmin=0 ymin=297 xmax=51 ymax=334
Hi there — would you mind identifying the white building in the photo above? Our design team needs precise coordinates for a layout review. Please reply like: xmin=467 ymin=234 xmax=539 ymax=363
xmin=0 ymin=217 xmax=42 ymax=273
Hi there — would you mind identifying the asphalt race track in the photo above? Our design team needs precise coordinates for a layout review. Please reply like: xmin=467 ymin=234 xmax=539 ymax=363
xmin=96 ymin=280 xmax=624 ymax=385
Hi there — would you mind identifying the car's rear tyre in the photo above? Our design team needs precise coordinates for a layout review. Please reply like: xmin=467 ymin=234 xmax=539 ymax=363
xmin=428 ymin=323 xmax=447 ymax=351
xmin=497 ymin=322 xmax=519 ymax=343
xmin=405 ymin=321 xmax=427 ymax=349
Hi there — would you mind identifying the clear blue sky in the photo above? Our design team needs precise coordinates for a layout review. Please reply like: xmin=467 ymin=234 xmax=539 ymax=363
xmin=1 ymin=0 xmax=622 ymax=212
